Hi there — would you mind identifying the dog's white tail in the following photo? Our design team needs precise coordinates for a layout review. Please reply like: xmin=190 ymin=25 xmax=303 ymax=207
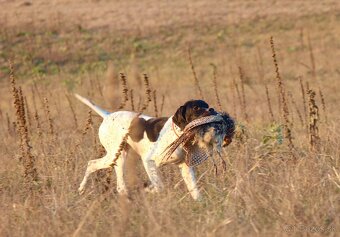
xmin=74 ymin=93 xmax=110 ymax=118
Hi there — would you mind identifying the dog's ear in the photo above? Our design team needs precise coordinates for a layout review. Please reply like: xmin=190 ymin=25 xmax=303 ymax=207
xmin=172 ymin=105 xmax=187 ymax=130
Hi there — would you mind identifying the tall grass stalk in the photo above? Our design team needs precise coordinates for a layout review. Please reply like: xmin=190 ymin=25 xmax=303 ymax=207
xmin=188 ymin=46 xmax=204 ymax=99
xmin=9 ymin=60 xmax=39 ymax=193
xmin=265 ymin=84 xmax=274 ymax=122
xmin=270 ymin=36 xmax=294 ymax=151
xmin=308 ymin=89 xmax=320 ymax=151
xmin=238 ymin=66 xmax=248 ymax=122
xmin=118 ymin=73 xmax=129 ymax=110
xmin=211 ymin=64 xmax=222 ymax=111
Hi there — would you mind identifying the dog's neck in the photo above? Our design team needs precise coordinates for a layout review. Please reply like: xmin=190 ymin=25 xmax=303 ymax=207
xmin=171 ymin=117 xmax=182 ymax=137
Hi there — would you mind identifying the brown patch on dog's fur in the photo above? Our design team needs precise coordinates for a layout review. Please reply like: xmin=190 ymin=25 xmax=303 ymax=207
xmin=129 ymin=117 xmax=168 ymax=142
xmin=145 ymin=117 xmax=168 ymax=141
xmin=129 ymin=117 xmax=146 ymax=142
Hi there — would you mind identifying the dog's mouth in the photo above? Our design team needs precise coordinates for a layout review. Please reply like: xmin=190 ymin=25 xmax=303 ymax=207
xmin=202 ymin=111 xmax=212 ymax=117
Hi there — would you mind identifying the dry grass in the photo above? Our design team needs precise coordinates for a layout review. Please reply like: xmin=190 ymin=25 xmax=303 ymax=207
xmin=0 ymin=1 xmax=339 ymax=236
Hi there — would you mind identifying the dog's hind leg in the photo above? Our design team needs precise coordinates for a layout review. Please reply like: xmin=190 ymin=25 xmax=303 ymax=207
xmin=114 ymin=150 xmax=128 ymax=195
xmin=78 ymin=154 xmax=113 ymax=194
xmin=178 ymin=163 xmax=201 ymax=200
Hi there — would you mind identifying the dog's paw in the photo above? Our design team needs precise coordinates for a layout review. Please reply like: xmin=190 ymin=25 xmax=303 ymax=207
xmin=78 ymin=186 xmax=85 ymax=195
xmin=144 ymin=185 xmax=161 ymax=194
xmin=117 ymin=187 xmax=128 ymax=196
xmin=192 ymin=192 xmax=202 ymax=201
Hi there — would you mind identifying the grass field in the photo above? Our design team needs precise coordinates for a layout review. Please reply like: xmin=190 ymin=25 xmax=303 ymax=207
xmin=0 ymin=0 xmax=339 ymax=236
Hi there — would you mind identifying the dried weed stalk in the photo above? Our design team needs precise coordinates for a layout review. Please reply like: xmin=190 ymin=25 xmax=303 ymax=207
xmin=33 ymin=80 xmax=44 ymax=108
xmin=255 ymin=46 xmax=265 ymax=81
xmin=232 ymin=73 xmax=242 ymax=119
xmin=265 ymin=84 xmax=274 ymax=122
xmin=307 ymin=34 xmax=316 ymax=81
xmin=34 ymin=111 xmax=43 ymax=140
xmin=44 ymin=98 xmax=54 ymax=136
xmin=66 ymin=93 xmax=78 ymax=128
xmin=104 ymin=62 xmax=118 ymax=108
xmin=188 ymin=46 xmax=204 ymax=99
xmin=94 ymin=75 xmax=104 ymax=98
xmin=9 ymin=60 xmax=39 ymax=190
xmin=307 ymin=89 xmax=320 ymax=151
xmin=288 ymin=92 xmax=304 ymax=127
xmin=118 ymin=73 xmax=129 ymax=109
xmin=82 ymin=110 xmax=93 ymax=136
xmin=24 ymin=97 xmax=32 ymax=130
xmin=318 ymin=88 xmax=328 ymax=123
xmin=229 ymin=67 xmax=237 ymax=119
xmin=160 ymin=94 xmax=165 ymax=115
xmin=140 ymin=74 xmax=152 ymax=113
xmin=6 ymin=113 xmax=12 ymax=135
xmin=270 ymin=36 xmax=294 ymax=150
xmin=130 ymin=89 xmax=135 ymax=111
xmin=153 ymin=90 xmax=158 ymax=117
xmin=211 ymin=64 xmax=222 ymax=111
xmin=238 ymin=66 xmax=248 ymax=122
xmin=299 ymin=77 xmax=307 ymax=123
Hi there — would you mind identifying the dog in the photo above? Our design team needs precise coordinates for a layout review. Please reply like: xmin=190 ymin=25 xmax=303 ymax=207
xmin=75 ymin=94 xmax=230 ymax=200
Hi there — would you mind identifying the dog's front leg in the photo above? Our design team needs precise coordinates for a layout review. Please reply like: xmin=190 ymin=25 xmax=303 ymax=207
xmin=142 ymin=157 xmax=164 ymax=193
xmin=178 ymin=163 xmax=201 ymax=200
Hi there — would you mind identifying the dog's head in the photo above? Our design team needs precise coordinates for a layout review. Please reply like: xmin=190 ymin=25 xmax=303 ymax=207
xmin=172 ymin=100 xmax=217 ymax=130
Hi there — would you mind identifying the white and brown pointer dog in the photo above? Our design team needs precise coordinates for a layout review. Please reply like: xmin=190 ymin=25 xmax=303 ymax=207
xmin=75 ymin=94 xmax=230 ymax=200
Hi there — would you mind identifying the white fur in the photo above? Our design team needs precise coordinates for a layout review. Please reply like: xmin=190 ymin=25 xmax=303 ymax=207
xmin=75 ymin=94 xmax=201 ymax=200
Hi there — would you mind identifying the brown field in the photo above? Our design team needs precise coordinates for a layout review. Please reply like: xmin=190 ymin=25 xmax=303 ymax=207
xmin=0 ymin=0 xmax=339 ymax=236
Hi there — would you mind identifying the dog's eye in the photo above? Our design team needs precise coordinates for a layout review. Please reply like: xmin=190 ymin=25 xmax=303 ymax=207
xmin=193 ymin=106 xmax=199 ymax=111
